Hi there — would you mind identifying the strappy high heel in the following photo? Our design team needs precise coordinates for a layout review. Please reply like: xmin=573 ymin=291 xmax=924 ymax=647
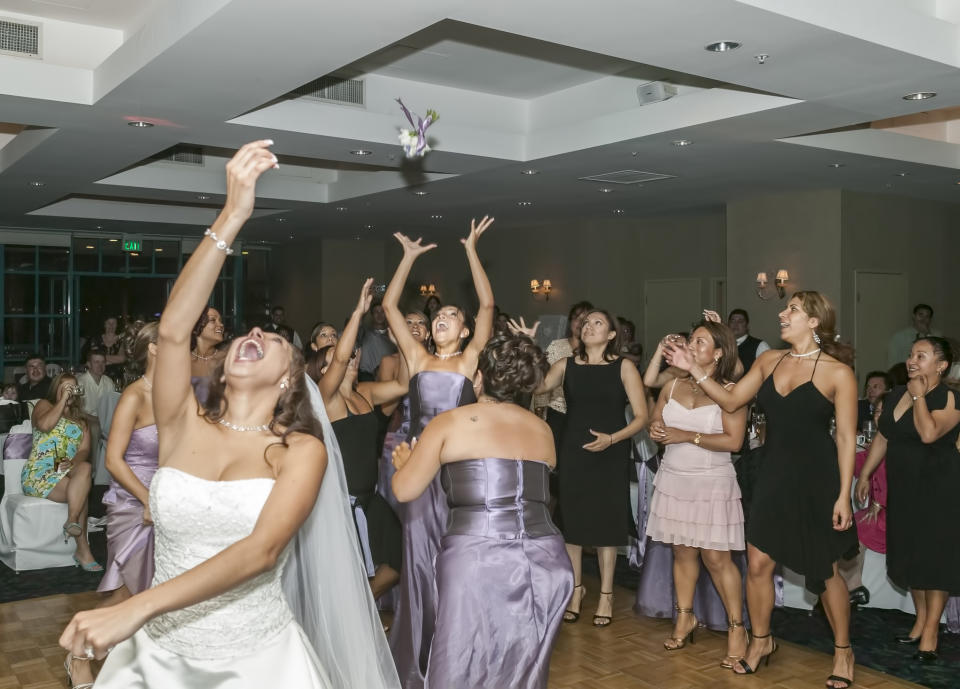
xmin=593 ymin=591 xmax=614 ymax=627
xmin=663 ymin=606 xmax=698 ymax=650
xmin=720 ymin=619 xmax=747 ymax=668
xmin=734 ymin=632 xmax=778 ymax=674
xmin=64 ymin=653 xmax=94 ymax=689
xmin=826 ymin=644 xmax=854 ymax=688
xmin=563 ymin=584 xmax=585 ymax=623
xmin=73 ymin=555 xmax=104 ymax=572
xmin=62 ymin=521 xmax=82 ymax=543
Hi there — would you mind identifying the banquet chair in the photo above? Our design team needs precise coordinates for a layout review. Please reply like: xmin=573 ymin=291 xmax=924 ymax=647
xmin=0 ymin=456 xmax=76 ymax=572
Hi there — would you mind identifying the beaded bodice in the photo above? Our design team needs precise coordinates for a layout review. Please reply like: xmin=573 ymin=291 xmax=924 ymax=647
xmin=143 ymin=467 xmax=292 ymax=659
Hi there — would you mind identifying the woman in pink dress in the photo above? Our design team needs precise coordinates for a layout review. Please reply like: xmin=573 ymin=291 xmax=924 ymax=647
xmin=647 ymin=321 xmax=748 ymax=668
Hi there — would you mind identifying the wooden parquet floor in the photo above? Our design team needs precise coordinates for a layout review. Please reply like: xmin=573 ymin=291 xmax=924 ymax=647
xmin=0 ymin=579 xmax=924 ymax=689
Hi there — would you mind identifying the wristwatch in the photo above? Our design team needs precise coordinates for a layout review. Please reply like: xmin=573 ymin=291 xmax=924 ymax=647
xmin=693 ymin=432 xmax=703 ymax=446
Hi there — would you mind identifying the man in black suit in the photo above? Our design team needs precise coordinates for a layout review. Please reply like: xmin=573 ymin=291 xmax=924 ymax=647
xmin=728 ymin=309 xmax=769 ymax=373
xmin=16 ymin=353 xmax=51 ymax=401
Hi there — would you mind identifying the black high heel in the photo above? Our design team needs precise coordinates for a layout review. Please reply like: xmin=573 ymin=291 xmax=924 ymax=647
xmin=826 ymin=643 xmax=854 ymax=688
xmin=593 ymin=591 xmax=614 ymax=627
xmin=848 ymin=586 xmax=870 ymax=606
xmin=915 ymin=649 xmax=938 ymax=663
xmin=563 ymin=584 xmax=585 ymax=623
xmin=663 ymin=606 xmax=697 ymax=650
xmin=895 ymin=634 xmax=921 ymax=644
xmin=733 ymin=633 xmax=778 ymax=674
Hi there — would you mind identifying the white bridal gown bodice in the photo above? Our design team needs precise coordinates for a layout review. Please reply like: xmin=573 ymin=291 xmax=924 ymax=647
xmin=94 ymin=467 xmax=333 ymax=688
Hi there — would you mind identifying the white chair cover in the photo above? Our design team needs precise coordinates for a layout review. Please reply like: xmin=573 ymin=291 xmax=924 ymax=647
xmin=0 ymin=458 xmax=75 ymax=571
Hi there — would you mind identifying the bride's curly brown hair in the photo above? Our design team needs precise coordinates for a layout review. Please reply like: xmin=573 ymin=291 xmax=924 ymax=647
xmin=200 ymin=344 xmax=324 ymax=456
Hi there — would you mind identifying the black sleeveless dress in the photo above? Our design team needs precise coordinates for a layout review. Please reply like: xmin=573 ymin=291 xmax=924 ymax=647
xmin=880 ymin=384 xmax=960 ymax=593
xmin=749 ymin=352 xmax=858 ymax=594
xmin=558 ymin=357 xmax=632 ymax=546
xmin=331 ymin=409 xmax=402 ymax=573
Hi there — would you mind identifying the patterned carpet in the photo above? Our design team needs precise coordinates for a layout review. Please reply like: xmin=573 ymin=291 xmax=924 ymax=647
xmin=2 ymin=480 xmax=956 ymax=689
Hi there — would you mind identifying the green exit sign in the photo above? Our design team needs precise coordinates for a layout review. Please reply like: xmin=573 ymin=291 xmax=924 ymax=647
xmin=122 ymin=239 xmax=142 ymax=252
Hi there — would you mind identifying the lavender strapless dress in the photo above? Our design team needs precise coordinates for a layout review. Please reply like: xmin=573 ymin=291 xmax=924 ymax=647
xmin=98 ymin=424 xmax=159 ymax=595
xmin=378 ymin=396 xmax=410 ymax=515
xmin=390 ymin=371 xmax=475 ymax=689
xmin=427 ymin=459 xmax=572 ymax=689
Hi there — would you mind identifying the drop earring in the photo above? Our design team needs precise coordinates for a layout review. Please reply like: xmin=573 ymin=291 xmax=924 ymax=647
xmin=280 ymin=380 xmax=288 ymax=391
xmin=812 ymin=329 xmax=821 ymax=345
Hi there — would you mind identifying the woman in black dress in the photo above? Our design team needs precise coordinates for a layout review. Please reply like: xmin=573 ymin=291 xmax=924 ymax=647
xmin=667 ymin=292 xmax=858 ymax=688
xmin=308 ymin=278 xmax=408 ymax=600
xmin=856 ymin=336 xmax=960 ymax=662
xmin=532 ymin=309 xmax=648 ymax=626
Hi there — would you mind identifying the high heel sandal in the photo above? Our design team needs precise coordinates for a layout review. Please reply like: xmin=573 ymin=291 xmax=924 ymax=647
xmin=826 ymin=643 xmax=854 ymax=688
xmin=663 ymin=606 xmax=698 ymax=650
xmin=593 ymin=591 xmax=614 ymax=627
xmin=720 ymin=619 xmax=747 ymax=668
xmin=64 ymin=653 xmax=94 ymax=689
xmin=733 ymin=632 xmax=778 ymax=674
xmin=73 ymin=555 xmax=104 ymax=572
xmin=563 ymin=584 xmax=585 ymax=623
xmin=62 ymin=521 xmax=82 ymax=543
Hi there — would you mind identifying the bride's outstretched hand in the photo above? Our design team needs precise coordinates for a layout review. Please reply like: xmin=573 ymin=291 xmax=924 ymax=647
xmin=507 ymin=317 xmax=540 ymax=339
xmin=355 ymin=277 xmax=374 ymax=314
xmin=393 ymin=233 xmax=437 ymax=258
xmin=60 ymin=598 xmax=149 ymax=660
xmin=460 ymin=216 xmax=494 ymax=251
xmin=223 ymin=140 xmax=278 ymax=222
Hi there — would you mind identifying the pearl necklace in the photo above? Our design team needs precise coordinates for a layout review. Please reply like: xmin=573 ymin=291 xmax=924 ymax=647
xmin=191 ymin=349 xmax=215 ymax=361
xmin=218 ymin=418 xmax=270 ymax=433
xmin=435 ymin=350 xmax=462 ymax=361
xmin=789 ymin=348 xmax=821 ymax=358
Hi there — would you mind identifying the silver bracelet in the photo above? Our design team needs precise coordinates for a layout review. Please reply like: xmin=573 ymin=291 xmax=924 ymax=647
xmin=204 ymin=228 xmax=235 ymax=255
xmin=695 ymin=373 xmax=709 ymax=385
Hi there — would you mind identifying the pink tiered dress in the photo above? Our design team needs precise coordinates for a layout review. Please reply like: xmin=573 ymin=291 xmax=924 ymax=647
xmin=646 ymin=380 xmax=744 ymax=551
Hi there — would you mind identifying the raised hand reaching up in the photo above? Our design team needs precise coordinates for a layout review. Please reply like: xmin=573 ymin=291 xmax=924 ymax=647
xmin=393 ymin=233 xmax=437 ymax=259
xmin=507 ymin=317 xmax=540 ymax=339
xmin=460 ymin=216 xmax=494 ymax=252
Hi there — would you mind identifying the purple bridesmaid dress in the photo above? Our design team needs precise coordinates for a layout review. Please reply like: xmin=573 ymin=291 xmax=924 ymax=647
xmin=98 ymin=425 xmax=158 ymax=595
xmin=389 ymin=371 xmax=475 ymax=689
xmin=378 ymin=396 xmax=410 ymax=515
xmin=427 ymin=458 xmax=573 ymax=689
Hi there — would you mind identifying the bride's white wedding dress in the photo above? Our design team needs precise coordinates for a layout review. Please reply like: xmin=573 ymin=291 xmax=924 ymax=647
xmin=95 ymin=466 xmax=332 ymax=688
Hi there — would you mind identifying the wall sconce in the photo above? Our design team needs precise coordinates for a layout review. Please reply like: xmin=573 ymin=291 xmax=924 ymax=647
xmin=419 ymin=284 xmax=437 ymax=297
xmin=756 ymin=269 xmax=789 ymax=300
xmin=531 ymin=279 xmax=552 ymax=300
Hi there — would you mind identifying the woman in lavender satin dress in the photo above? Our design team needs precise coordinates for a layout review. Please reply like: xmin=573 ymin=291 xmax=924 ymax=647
xmin=382 ymin=219 xmax=496 ymax=689
xmin=392 ymin=334 xmax=573 ymax=689
xmin=99 ymin=322 xmax=160 ymax=601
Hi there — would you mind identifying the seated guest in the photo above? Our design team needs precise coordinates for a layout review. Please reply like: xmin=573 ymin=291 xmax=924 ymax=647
xmin=77 ymin=348 xmax=115 ymax=464
xmin=2 ymin=383 xmax=17 ymax=401
xmin=858 ymin=371 xmax=891 ymax=430
xmin=84 ymin=316 xmax=127 ymax=382
xmin=21 ymin=373 xmax=100 ymax=570
xmin=887 ymin=362 xmax=908 ymax=387
xmin=17 ymin=353 xmax=52 ymax=401
xmin=887 ymin=303 xmax=940 ymax=368
xmin=727 ymin=309 xmax=769 ymax=372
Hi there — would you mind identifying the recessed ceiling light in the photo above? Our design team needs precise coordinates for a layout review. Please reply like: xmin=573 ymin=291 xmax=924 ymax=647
xmin=521 ymin=169 xmax=539 ymax=175
xmin=598 ymin=187 xmax=614 ymax=193
xmin=413 ymin=190 xmax=429 ymax=196
xmin=612 ymin=209 xmax=625 ymax=215
xmin=364 ymin=224 xmax=374 ymax=230
xmin=517 ymin=201 xmax=533 ymax=206
xmin=108 ymin=238 xmax=118 ymax=243
xmin=196 ymin=194 xmax=210 ymax=200
xmin=895 ymin=172 xmax=908 ymax=177
xmin=130 ymin=252 xmax=139 ymax=256
xmin=155 ymin=248 xmax=163 ymax=252
xmin=705 ymin=41 xmax=741 ymax=52
xmin=335 ymin=206 xmax=348 ymax=211
xmin=672 ymin=139 xmax=693 ymax=147
xmin=828 ymin=163 xmax=845 ymax=168
xmin=84 ymin=245 xmax=94 ymax=249
xmin=275 ymin=218 xmax=287 ymax=223
xmin=350 ymin=149 xmax=372 ymax=156
xmin=241 ymin=250 xmax=249 ymax=255
xmin=430 ymin=214 xmax=443 ymax=219
xmin=128 ymin=120 xmax=154 ymax=128
xmin=29 ymin=181 xmax=44 ymax=187
xmin=903 ymin=91 xmax=936 ymax=101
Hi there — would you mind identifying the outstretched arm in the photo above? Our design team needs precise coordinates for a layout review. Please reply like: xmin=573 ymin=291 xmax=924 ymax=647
xmin=666 ymin=344 xmax=768 ymax=413
xmin=392 ymin=415 xmax=447 ymax=502
xmin=643 ymin=338 xmax=684 ymax=389
xmin=462 ymin=216 xmax=495 ymax=359
xmin=155 ymin=141 xmax=277 ymax=432
xmin=358 ymin=349 xmax=409 ymax=406
xmin=318 ymin=278 xmax=373 ymax=403
xmin=382 ymin=234 xmax=435 ymax=372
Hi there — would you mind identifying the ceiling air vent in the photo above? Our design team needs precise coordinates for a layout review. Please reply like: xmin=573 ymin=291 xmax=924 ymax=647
xmin=0 ymin=18 xmax=41 ymax=58
xmin=165 ymin=146 xmax=204 ymax=166
xmin=292 ymin=76 xmax=365 ymax=107
xmin=579 ymin=170 xmax=676 ymax=185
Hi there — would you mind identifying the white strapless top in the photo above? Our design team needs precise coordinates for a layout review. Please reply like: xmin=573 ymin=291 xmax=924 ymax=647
xmin=143 ymin=467 xmax=293 ymax=660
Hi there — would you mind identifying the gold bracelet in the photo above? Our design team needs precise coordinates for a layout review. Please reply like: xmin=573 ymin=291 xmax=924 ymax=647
xmin=693 ymin=432 xmax=703 ymax=446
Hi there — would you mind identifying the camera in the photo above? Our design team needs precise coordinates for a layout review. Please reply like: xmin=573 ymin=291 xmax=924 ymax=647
xmin=69 ymin=385 xmax=84 ymax=397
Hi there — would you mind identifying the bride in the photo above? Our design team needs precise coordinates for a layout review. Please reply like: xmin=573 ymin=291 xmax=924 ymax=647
xmin=59 ymin=140 xmax=398 ymax=688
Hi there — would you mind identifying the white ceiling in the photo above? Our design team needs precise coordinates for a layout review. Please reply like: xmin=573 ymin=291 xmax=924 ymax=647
xmin=0 ymin=0 xmax=959 ymax=241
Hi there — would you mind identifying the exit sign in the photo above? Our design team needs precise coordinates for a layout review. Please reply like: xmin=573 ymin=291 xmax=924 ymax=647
xmin=122 ymin=239 xmax=142 ymax=252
